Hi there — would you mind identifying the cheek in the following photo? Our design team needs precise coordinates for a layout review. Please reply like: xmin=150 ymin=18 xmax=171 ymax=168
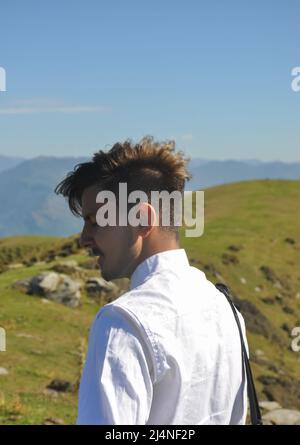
xmin=95 ymin=227 xmax=122 ymax=251
xmin=95 ymin=226 xmax=135 ymax=256
xmin=93 ymin=227 xmax=109 ymax=249
xmin=108 ymin=228 xmax=132 ymax=254
xmin=93 ymin=228 xmax=103 ymax=243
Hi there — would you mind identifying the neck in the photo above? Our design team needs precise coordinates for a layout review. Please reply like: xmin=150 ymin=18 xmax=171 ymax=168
xmin=129 ymin=237 xmax=180 ymax=278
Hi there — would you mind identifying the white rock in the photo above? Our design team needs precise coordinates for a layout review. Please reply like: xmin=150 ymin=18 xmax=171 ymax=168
xmin=8 ymin=263 xmax=24 ymax=269
xmin=254 ymin=349 xmax=265 ymax=357
xmin=262 ymin=409 xmax=300 ymax=425
xmin=259 ymin=401 xmax=282 ymax=411
xmin=31 ymin=272 xmax=60 ymax=293
xmin=86 ymin=277 xmax=117 ymax=291
xmin=16 ymin=332 xmax=34 ymax=339
xmin=0 ymin=367 xmax=9 ymax=375
xmin=30 ymin=272 xmax=81 ymax=307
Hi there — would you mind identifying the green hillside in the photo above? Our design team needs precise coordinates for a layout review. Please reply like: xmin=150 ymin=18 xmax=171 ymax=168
xmin=0 ymin=179 xmax=299 ymax=424
xmin=182 ymin=179 xmax=300 ymax=408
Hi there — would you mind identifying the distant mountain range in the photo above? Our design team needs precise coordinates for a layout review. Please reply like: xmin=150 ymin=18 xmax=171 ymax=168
xmin=0 ymin=155 xmax=25 ymax=173
xmin=0 ymin=155 xmax=299 ymax=236
xmin=187 ymin=159 xmax=300 ymax=190
xmin=0 ymin=156 xmax=87 ymax=237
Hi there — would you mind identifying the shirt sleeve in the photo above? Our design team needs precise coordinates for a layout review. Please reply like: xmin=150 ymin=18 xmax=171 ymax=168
xmin=76 ymin=305 xmax=154 ymax=425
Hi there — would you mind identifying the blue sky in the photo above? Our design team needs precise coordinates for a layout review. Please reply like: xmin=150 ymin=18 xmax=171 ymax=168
xmin=0 ymin=0 xmax=299 ymax=161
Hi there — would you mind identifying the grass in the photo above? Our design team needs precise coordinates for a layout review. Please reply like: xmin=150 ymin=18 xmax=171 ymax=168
xmin=181 ymin=179 xmax=300 ymax=403
xmin=0 ymin=179 xmax=300 ymax=423
xmin=0 ymin=254 xmax=98 ymax=424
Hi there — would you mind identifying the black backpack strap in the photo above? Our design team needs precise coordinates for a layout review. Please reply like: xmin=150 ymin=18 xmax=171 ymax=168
xmin=215 ymin=283 xmax=263 ymax=425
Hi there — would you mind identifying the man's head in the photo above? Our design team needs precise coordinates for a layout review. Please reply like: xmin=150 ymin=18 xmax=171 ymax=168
xmin=55 ymin=136 xmax=191 ymax=281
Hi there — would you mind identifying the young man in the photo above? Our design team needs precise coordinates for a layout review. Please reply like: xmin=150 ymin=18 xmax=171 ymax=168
xmin=55 ymin=136 xmax=248 ymax=425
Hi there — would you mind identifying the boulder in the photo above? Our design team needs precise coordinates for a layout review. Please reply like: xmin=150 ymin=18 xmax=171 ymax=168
xmin=262 ymin=408 xmax=300 ymax=425
xmin=46 ymin=379 xmax=76 ymax=393
xmin=259 ymin=401 xmax=282 ymax=412
xmin=30 ymin=272 xmax=60 ymax=294
xmin=43 ymin=417 xmax=65 ymax=425
xmin=221 ymin=253 xmax=239 ymax=265
xmin=8 ymin=263 xmax=24 ymax=269
xmin=86 ymin=277 xmax=119 ymax=302
xmin=51 ymin=260 xmax=79 ymax=274
xmin=51 ymin=261 xmax=89 ymax=282
xmin=13 ymin=271 xmax=82 ymax=308
xmin=12 ymin=278 xmax=31 ymax=293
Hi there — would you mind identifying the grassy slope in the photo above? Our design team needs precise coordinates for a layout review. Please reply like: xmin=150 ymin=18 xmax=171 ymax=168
xmin=0 ymin=179 xmax=299 ymax=424
xmin=0 ymin=240 xmax=97 ymax=424
xmin=182 ymin=179 xmax=300 ymax=397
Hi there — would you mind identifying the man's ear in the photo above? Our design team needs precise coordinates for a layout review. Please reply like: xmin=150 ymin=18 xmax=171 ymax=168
xmin=140 ymin=202 xmax=157 ymax=225
xmin=138 ymin=202 xmax=157 ymax=237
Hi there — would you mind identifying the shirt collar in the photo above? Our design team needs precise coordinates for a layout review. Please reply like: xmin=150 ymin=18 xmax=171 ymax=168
xmin=130 ymin=248 xmax=190 ymax=290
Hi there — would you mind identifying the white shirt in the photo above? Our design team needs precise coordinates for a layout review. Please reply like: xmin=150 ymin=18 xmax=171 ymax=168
xmin=76 ymin=248 xmax=248 ymax=425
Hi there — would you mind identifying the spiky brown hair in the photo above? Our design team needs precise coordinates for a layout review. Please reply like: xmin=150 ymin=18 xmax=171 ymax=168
xmin=55 ymin=135 xmax=192 ymax=235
